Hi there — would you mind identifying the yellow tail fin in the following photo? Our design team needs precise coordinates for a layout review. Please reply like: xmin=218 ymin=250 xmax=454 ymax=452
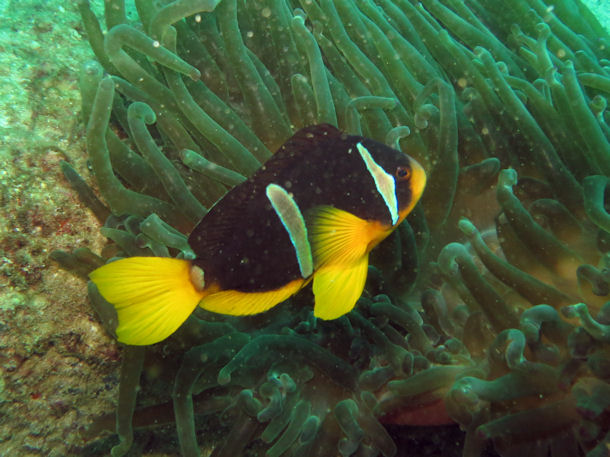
xmin=89 ymin=257 xmax=205 ymax=345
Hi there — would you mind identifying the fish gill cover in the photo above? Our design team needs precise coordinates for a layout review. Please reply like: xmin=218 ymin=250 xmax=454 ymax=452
xmin=47 ymin=0 xmax=610 ymax=456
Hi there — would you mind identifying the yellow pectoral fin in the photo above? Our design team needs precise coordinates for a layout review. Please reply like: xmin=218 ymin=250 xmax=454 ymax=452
xmin=89 ymin=257 xmax=204 ymax=346
xmin=313 ymin=254 xmax=369 ymax=320
xmin=199 ymin=279 xmax=305 ymax=315
xmin=308 ymin=206 xmax=390 ymax=268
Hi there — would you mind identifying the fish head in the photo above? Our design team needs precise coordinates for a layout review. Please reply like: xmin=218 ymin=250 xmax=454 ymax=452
xmin=355 ymin=138 xmax=427 ymax=227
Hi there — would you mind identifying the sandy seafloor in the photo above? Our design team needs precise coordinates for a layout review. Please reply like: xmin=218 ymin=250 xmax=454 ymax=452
xmin=0 ymin=1 xmax=608 ymax=456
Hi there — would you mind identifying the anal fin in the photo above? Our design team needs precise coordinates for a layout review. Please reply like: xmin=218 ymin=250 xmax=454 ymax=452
xmin=199 ymin=279 xmax=305 ymax=315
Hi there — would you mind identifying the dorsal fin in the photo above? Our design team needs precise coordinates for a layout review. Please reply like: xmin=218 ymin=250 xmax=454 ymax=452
xmin=257 ymin=124 xmax=345 ymax=176
xmin=276 ymin=124 xmax=344 ymax=156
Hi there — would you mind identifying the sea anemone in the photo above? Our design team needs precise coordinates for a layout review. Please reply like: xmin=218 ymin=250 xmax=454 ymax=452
xmin=54 ymin=0 xmax=610 ymax=455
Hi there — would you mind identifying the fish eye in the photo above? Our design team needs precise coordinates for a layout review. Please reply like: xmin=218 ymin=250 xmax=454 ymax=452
xmin=396 ymin=166 xmax=410 ymax=180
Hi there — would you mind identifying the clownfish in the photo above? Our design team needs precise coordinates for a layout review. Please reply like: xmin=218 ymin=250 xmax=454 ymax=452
xmin=90 ymin=124 xmax=426 ymax=345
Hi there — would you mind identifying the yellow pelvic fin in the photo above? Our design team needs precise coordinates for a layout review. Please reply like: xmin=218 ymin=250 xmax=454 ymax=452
xmin=199 ymin=279 xmax=305 ymax=315
xmin=89 ymin=257 xmax=205 ymax=346
xmin=308 ymin=206 xmax=391 ymax=268
xmin=313 ymin=254 xmax=369 ymax=320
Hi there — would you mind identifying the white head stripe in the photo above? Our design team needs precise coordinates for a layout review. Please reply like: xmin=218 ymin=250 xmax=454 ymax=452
xmin=356 ymin=142 xmax=399 ymax=225
xmin=266 ymin=184 xmax=314 ymax=278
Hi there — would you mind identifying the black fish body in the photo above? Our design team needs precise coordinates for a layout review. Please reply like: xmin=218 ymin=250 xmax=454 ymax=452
xmin=90 ymin=124 xmax=426 ymax=345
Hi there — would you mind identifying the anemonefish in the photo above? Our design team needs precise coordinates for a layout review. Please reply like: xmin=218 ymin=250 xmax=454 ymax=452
xmin=90 ymin=124 xmax=426 ymax=345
